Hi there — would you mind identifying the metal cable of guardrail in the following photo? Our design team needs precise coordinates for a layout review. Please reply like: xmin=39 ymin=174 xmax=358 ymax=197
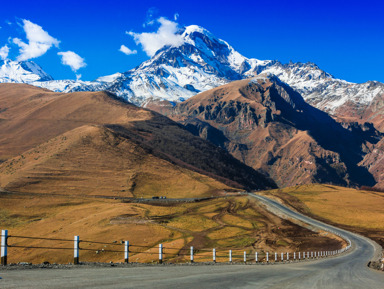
xmin=1 ymin=228 xmax=345 ymax=265
xmin=8 ymin=235 xmax=73 ymax=242
xmin=6 ymin=245 xmax=73 ymax=250
xmin=79 ymin=240 xmax=124 ymax=246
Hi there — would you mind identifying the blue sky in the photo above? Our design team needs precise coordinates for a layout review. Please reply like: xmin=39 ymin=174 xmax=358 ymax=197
xmin=0 ymin=0 xmax=383 ymax=83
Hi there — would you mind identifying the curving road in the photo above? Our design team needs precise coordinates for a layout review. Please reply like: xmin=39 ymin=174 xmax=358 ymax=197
xmin=1 ymin=193 xmax=383 ymax=288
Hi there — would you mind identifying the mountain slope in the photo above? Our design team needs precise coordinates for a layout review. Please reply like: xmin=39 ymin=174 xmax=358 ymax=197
xmin=0 ymin=83 xmax=276 ymax=194
xmin=171 ymin=75 xmax=382 ymax=187
xmin=0 ymin=124 xmax=236 ymax=197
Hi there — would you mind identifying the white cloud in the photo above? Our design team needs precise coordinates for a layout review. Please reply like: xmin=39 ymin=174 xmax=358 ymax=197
xmin=128 ymin=17 xmax=184 ymax=57
xmin=174 ymin=13 xmax=179 ymax=21
xmin=119 ymin=45 xmax=137 ymax=55
xmin=13 ymin=19 xmax=60 ymax=61
xmin=57 ymin=51 xmax=86 ymax=72
xmin=0 ymin=45 xmax=9 ymax=60
xmin=6 ymin=21 xmax=12 ymax=26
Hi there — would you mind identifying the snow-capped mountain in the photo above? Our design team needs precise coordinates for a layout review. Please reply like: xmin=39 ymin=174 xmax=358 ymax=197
xmin=101 ymin=25 xmax=270 ymax=106
xmin=1 ymin=24 xmax=383 ymax=121
xmin=260 ymin=62 xmax=384 ymax=115
xmin=0 ymin=59 xmax=53 ymax=83
xmin=0 ymin=60 xmax=112 ymax=94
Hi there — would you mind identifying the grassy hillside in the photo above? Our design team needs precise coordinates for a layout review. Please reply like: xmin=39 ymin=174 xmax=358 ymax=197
xmin=0 ymin=193 xmax=341 ymax=264
xmin=0 ymin=125 xmax=229 ymax=198
xmin=0 ymin=83 xmax=276 ymax=194
xmin=262 ymin=184 xmax=384 ymax=247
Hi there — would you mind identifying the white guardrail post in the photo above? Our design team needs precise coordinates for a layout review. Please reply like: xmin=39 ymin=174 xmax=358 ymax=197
xmin=159 ymin=244 xmax=163 ymax=264
xmin=74 ymin=235 xmax=79 ymax=264
xmin=255 ymin=252 xmax=258 ymax=263
xmin=266 ymin=252 xmax=269 ymax=263
xmin=124 ymin=241 xmax=129 ymax=263
xmin=1 ymin=229 xmax=8 ymax=266
xmin=244 ymin=251 xmax=246 ymax=263
xmin=229 ymin=250 xmax=232 ymax=263
xmin=275 ymin=252 xmax=277 ymax=262
xmin=190 ymin=246 xmax=194 ymax=263
xmin=213 ymin=248 xmax=216 ymax=263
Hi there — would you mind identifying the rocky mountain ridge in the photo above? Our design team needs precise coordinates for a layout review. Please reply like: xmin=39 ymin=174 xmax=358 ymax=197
xmin=2 ymin=25 xmax=383 ymax=129
xmin=171 ymin=74 xmax=383 ymax=187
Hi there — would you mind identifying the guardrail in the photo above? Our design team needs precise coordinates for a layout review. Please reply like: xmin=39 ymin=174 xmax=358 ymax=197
xmin=0 ymin=229 xmax=351 ymax=265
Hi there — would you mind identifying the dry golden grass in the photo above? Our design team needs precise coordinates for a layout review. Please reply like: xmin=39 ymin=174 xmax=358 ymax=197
xmin=262 ymin=184 xmax=384 ymax=246
xmin=0 ymin=193 xmax=340 ymax=264
xmin=208 ymin=227 xmax=246 ymax=240
xmin=168 ymin=215 xmax=219 ymax=232
xmin=221 ymin=214 xmax=254 ymax=229
xmin=0 ymin=125 xmax=231 ymax=198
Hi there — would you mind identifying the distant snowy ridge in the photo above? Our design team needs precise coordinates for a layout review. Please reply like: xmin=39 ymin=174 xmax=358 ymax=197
xmin=1 ymin=25 xmax=383 ymax=114
xmin=260 ymin=62 xmax=384 ymax=113
xmin=0 ymin=59 xmax=53 ymax=83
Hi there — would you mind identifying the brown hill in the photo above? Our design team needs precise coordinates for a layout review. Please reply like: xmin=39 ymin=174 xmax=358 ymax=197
xmin=0 ymin=83 xmax=276 ymax=196
xmin=171 ymin=75 xmax=382 ymax=187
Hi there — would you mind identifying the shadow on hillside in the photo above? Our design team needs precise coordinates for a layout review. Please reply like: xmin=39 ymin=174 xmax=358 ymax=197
xmin=104 ymin=115 xmax=277 ymax=191
xmin=270 ymin=82 xmax=381 ymax=187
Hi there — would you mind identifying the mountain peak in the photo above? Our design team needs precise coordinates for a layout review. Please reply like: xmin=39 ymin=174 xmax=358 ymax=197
xmin=0 ymin=59 xmax=53 ymax=83
xmin=182 ymin=25 xmax=213 ymax=37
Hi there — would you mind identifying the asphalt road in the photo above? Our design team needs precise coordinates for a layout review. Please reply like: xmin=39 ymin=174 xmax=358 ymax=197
xmin=1 ymin=193 xmax=383 ymax=289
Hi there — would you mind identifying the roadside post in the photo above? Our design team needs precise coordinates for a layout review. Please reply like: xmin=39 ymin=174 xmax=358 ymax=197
xmin=159 ymin=244 xmax=163 ymax=264
xmin=74 ymin=235 xmax=79 ymax=264
xmin=190 ymin=246 xmax=194 ymax=263
xmin=1 ymin=230 xmax=7 ymax=265
xmin=124 ymin=241 xmax=129 ymax=263
xmin=213 ymin=248 xmax=216 ymax=263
